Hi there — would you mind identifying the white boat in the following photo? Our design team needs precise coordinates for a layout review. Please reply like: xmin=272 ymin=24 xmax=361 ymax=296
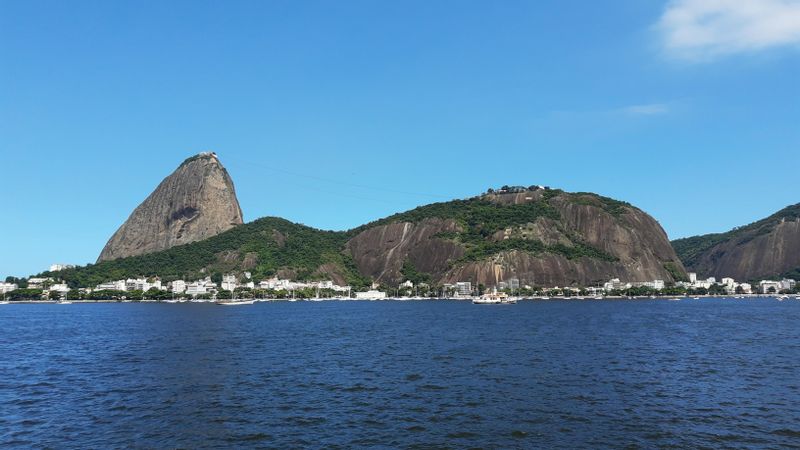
xmin=668 ymin=298 xmax=681 ymax=301
xmin=216 ymin=299 xmax=255 ymax=306
xmin=473 ymin=289 xmax=515 ymax=305
xmin=0 ymin=301 xmax=9 ymax=305
xmin=594 ymin=296 xmax=603 ymax=300
xmin=57 ymin=301 xmax=73 ymax=305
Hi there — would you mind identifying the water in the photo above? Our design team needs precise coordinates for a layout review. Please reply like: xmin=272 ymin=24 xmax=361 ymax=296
xmin=2 ymin=299 xmax=800 ymax=449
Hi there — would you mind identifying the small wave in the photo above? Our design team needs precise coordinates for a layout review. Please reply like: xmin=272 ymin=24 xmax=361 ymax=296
xmin=771 ymin=429 xmax=800 ymax=437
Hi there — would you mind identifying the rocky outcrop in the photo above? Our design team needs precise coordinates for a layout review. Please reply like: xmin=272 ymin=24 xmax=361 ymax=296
xmin=346 ymin=218 xmax=465 ymax=282
xmin=347 ymin=189 xmax=685 ymax=287
xmin=97 ymin=153 xmax=243 ymax=262
xmin=673 ymin=204 xmax=800 ymax=280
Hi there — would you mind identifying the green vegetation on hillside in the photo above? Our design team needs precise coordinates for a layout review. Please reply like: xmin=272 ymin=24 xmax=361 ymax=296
xmin=458 ymin=238 xmax=616 ymax=263
xmin=36 ymin=188 xmax=653 ymax=288
xmin=360 ymin=193 xmax=618 ymax=264
xmin=40 ymin=217 xmax=369 ymax=289
xmin=355 ymin=197 xmax=560 ymax=238
xmin=570 ymin=193 xmax=632 ymax=216
xmin=672 ymin=203 xmax=800 ymax=268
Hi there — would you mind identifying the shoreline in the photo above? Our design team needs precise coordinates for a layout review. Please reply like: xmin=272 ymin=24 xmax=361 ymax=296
xmin=1 ymin=294 xmax=794 ymax=304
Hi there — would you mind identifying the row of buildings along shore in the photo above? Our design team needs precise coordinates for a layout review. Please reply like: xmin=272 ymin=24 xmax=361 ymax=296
xmin=1 ymin=268 xmax=798 ymax=299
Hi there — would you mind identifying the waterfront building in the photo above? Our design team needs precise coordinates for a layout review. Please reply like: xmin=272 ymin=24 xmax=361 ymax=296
xmin=170 ymin=280 xmax=186 ymax=293
xmin=221 ymin=274 xmax=237 ymax=291
xmin=0 ymin=282 xmax=18 ymax=293
xmin=455 ymin=282 xmax=472 ymax=296
xmin=688 ymin=272 xmax=697 ymax=283
xmin=779 ymin=279 xmax=796 ymax=291
xmin=27 ymin=277 xmax=52 ymax=289
xmin=49 ymin=283 xmax=70 ymax=293
xmin=186 ymin=277 xmax=217 ymax=296
xmin=759 ymin=280 xmax=782 ymax=294
xmin=399 ymin=280 xmax=414 ymax=289
xmin=96 ymin=280 xmax=127 ymax=291
xmin=125 ymin=278 xmax=152 ymax=292
xmin=355 ymin=290 xmax=387 ymax=300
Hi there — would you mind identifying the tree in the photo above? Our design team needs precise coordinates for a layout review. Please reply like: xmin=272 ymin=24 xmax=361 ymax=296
xmin=216 ymin=289 xmax=233 ymax=300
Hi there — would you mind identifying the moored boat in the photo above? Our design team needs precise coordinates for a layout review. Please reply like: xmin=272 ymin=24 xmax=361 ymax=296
xmin=216 ymin=299 xmax=256 ymax=306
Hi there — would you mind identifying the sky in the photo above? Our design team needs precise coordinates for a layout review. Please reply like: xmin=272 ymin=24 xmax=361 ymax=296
xmin=1 ymin=0 xmax=799 ymax=278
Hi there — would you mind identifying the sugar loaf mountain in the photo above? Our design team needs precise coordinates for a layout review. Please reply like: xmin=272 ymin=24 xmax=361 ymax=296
xmin=673 ymin=203 xmax=800 ymax=282
xmin=47 ymin=153 xmax=688 ymax=289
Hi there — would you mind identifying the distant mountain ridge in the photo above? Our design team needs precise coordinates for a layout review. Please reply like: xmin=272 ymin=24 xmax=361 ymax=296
xmin=48 ymin=179 xmax=686 ymax=289
xmin=672 ymin=203 xmax=800 ymax=281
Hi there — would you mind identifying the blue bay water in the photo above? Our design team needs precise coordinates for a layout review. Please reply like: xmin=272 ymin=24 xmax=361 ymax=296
xmin=2 ymin=299 xmax=800 ymax=448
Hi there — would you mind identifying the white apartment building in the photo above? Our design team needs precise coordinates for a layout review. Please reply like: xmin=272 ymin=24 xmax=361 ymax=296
xmin=49 ymin=264 xmax=75 ymax=272
xmin=0 ymin=282 xmax=18 ymax=293
xmin=759 ymin=280 xmax=782 ymax=294
xmin=27 ymin=277 xmax=52 ymax=289
xmin=96 ymin=280 xmax=127 ymax=291
xmin=355 ymin=290 xmax=387 ymax=300
xmin=455 ymin=282 xmax=472 ymax=296
xmin=170 ymin=280 xmax=187 ymax=293
xmin=49 ymin=283 xmax=70 ymax=293
xmin=221 ymin=275 xmax=237 ymax=291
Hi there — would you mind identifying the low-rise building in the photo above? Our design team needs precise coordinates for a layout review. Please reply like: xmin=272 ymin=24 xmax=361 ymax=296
xmin=170 ymin=280 xmax=186 ymax=293
xmin=355 ymin=290 xmax=387 ymax=300
xmin=49 ymin=283 xmax=70 ymax=293
xmin=0 ymin=282 xmax=18 ymax=294
xmin=221 ymin=274 xmax=237 ymax=291
xmin=759 ymin=280 xmax=782 ymax=294
xmin=27 ymin=277 xmax=52 ymax=289
xmin=96 ymin=280 xmax=127 ymax=291
xmin=455 ymin=282 xmax=472 ymax=296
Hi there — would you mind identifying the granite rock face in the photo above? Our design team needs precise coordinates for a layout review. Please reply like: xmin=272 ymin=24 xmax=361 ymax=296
xmin=347 ymin=189 xmax=685 ymax=287
xmin=673 ymin=204 xmax=800 ymax=280
xmin=97 ymin=153 xmax=243 ymax=262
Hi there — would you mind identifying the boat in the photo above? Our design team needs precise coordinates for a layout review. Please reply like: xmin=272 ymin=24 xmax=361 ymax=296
xmin=473 ymin=289 xmax=515 ymax=305
xmin=0 ymin=301 xmax=9 ymax=305
xmin=594 ymin=296 xmax=603 ymax=300
xmin=668 ymin=298 xmax=681 ymax=301
xmin=57 ymin=300 xmax=73 ymax=305
xmin=216 ymin=299 xmax=256 ymax=306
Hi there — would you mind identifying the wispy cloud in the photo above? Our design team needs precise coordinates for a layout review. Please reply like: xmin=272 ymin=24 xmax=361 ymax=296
xmin=621 ymin=103 xmax=670 ymax=116
xmin=656 ymin=0 xmax=800 ymax=61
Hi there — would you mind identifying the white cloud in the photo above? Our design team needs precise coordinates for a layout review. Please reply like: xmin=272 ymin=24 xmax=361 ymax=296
xmin=621 ymin=103 xmax=670 ymax=115
xmin=657 ymin=0 xmax=800 ymax=61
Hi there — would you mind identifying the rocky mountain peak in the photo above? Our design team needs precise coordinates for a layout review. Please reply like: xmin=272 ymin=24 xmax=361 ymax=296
xmin=97 ymin=153 xmax=244 ymax=262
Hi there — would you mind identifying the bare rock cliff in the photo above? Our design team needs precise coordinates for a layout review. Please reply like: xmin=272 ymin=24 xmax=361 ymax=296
xmin=673 ymin=204 xmax=800 ymax=280
xmin=347 ymin=189 xmax=685 ymax=287
xmin=97 ymin=153 xmax=243 ymax=262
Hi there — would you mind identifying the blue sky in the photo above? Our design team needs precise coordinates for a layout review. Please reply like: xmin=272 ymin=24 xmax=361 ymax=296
xmin=2 ymin=0 xmax=799 ymax=278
